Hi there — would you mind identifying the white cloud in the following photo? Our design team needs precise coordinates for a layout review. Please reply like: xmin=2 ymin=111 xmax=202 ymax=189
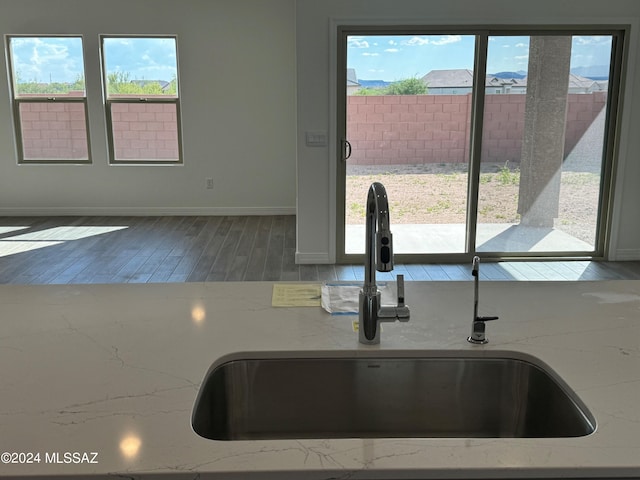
xmin=30 ymin=40 xmax=70 ymax=65
xmin=406 ymin=36 xmax=430 ymax=46
xmin=362 ymin=52 xmax=379 ymax=57
xmin=348 ymin=37 xmax=370 ymax=49
xmin=384 ymin=48 xmax=400 ymax=53
xmin=406 ymin=35 xmax=462 ymax=46
xmin=388 ymin=40 xmax=397 ymax=46
xmin=430 ymin=35 xmax=462 ymax=46
xmin=574 ymin=36 xmax=611 ymax=46
xmin=515 ymin=55 xmax=529 ymax=60
xmin=515 ymin=43 xmax=527 ymax=48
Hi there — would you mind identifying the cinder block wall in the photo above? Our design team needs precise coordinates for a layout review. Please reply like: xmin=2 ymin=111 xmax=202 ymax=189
xmin=111 ymin=103 xmax=179 ymax=160
xmin=19 ymin=99 xmax=179 ymax=161
xmin=346 ymin=92 xmax=607 ymax=166
xmin=19 ymin=99 xmax=89 ymax=161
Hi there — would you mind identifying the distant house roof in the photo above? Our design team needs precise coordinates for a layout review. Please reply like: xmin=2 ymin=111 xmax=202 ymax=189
xmin=567 ymin=73 xmax=604 ymax=91
xmin=131 ymin=79 xmax=171 ymax=91
xmin=424 ymin=69 xmax=526 ymax=88
xmin=485 ymin=76 xmax=527 ymax=88
xmin=421 ymin=69 xmax=474 ymax=88
xmin=422 ymin=69 xmax=605 ymax=91
xmin=347 ymin=68 xmax=360 ymax=87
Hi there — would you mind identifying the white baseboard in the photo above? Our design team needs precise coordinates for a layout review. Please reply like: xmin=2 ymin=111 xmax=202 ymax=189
xmin=0 ymin=207 xmax=296 ymax=216
xmin=612 ymin=248 xmax=640 ymax=261
xmin=295 ymin=251 xmax=331 ymax=264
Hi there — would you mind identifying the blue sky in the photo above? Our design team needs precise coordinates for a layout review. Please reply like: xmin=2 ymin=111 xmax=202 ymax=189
xmin=102 ymin=37 xmax=177 ymax=82
xmin=9 ymin=36 xmax=177 ymax=84
xmin=348 ymin=34 xmax=613 ymax=81
xmin=10 ymin=37 xmax=85 ymax=83
xmin=9 ymin=34 xmax=611 ymax=84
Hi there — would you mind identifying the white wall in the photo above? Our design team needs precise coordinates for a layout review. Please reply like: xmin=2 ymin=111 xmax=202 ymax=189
xmin=295 ymin=0 xmax=640 ymax=262
xmin=0 ymin=0 xmax=296 ymax=216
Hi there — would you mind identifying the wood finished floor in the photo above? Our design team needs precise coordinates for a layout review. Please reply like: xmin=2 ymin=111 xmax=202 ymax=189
xmin=1 ymin=215 xmax=639 ymax=285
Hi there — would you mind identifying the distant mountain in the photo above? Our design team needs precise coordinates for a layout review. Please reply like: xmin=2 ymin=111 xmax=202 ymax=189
xmin=491 ymin=71 xmax=527 ymax=79
xmin=570 ymin=65 xmax=610 ymax=80
xmin=358 ymin=66 xmax=609 ymax=88
xmin=358 ymin=79 xmax=391 ymax=89
xmin=491 ymin=67 xmax=609 ymax=81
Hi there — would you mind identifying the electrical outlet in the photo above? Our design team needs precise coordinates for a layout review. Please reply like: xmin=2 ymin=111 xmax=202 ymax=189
xmin=206 ymin=178 xmax=214 ymax=189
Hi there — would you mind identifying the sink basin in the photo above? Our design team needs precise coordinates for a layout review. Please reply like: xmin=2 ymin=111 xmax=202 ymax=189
xmin=192 ymin=351 xmax=596 ymax=440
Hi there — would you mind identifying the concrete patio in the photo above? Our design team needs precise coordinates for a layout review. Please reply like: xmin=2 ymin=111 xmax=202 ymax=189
xmin=346 ymin=223 xmax=594 ymax=255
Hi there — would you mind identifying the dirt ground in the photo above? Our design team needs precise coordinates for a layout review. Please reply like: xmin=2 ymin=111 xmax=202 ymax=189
xmin=346 ymin=163 xmax=600 ymax=245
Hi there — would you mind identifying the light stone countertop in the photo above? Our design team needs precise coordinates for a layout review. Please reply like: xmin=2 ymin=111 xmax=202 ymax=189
xmin=0 ymin=280 xmax=638 ymax=479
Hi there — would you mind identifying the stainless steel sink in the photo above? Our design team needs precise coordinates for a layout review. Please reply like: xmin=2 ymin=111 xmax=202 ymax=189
xmin=192 ymin=351 xmax=596 ymax=440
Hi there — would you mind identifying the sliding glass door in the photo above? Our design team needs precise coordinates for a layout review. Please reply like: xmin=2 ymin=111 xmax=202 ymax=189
xmin=337 ymin=27 xmax=624 ymax=262
xmin=476 ymin=34 xmax=616 ymax=255
xmin=342 ymin=34 xmax=476 ymax=255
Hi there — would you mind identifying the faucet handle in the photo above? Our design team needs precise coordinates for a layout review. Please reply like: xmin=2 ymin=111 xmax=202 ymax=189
xmin=468 ymin=316 xmax=499 ymax=344
xmin=396 ymin=274 xmax=405 ymax=307
xmin=376 ymin=274 xmax=410 ymax=323
xmin=395 ymin=274 xmax=410 ymax=321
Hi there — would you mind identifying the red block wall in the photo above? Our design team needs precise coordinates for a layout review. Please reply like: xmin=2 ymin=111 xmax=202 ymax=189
xmin=111 ymin=103 xmax=179 ymax=160
xmin=347 ymin=92 xmax=607 ymax=166
xmin=19 ymin=101 xmax=89 ymax=160
xmin=18 ymin=97 xmax=179 ymax=161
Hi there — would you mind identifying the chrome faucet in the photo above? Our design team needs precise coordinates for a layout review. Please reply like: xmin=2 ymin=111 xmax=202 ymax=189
xmin=467 ymin=256 xmax=499 ymax=344
xmin=359 ymin=182 xmax=410 ymax=345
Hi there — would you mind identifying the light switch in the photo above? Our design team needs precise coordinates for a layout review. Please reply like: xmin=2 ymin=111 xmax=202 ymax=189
xmin=305 ymin=131 xmax=328 ymax=147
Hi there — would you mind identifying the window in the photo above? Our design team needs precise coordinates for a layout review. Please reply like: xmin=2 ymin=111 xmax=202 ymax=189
xmin=100 ymin=36 xmax=182 ymax=164
xmin=6 ymin=36 xmax=91 ymax=164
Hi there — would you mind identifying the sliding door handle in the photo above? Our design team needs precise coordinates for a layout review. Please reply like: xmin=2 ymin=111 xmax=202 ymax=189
xmin=342 ymin=139 xmax=352 ymax=161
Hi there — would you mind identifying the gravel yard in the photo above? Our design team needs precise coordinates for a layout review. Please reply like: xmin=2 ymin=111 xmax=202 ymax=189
xmin=346 ymin=162 xmax=600 ymax=245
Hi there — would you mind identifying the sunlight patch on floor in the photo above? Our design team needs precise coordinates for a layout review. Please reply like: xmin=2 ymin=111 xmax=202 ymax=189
xmin=0 ymin=226 xmax=30 ymax=235
xmin=0 ymin=226 xmax=129 ymax=258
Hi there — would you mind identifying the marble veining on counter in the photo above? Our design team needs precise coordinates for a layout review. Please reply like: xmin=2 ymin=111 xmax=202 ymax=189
xmin=0 ymin=280 xmax=638 ymax=479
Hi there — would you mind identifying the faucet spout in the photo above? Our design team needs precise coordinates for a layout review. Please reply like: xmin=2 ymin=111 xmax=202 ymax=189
xmin=364 ymin=182 xmax=393 ymax=293
xmin=468 ymin=256 xmax=499 ymax=344
xmin=359 ymin=182 xmax=409 ymax=345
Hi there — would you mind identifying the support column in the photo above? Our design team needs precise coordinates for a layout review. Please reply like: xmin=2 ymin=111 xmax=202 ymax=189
xmin=517 ymin=36 xmax=572 ymax=227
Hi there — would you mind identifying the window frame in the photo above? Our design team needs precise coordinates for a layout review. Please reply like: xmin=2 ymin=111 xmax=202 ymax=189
xmin=100 ymin=34 xmax=183 ymax=165
xmin=6 ymin=34 xmax=92 ymax=165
